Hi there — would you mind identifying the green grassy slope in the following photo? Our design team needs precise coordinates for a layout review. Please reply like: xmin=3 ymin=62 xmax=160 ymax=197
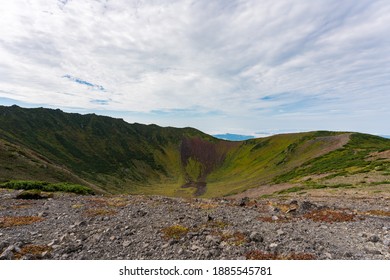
xmin=0 ymin=105 xmax=212 ymax=194
xmin=1 ymin=105 xmax=389 ymax=197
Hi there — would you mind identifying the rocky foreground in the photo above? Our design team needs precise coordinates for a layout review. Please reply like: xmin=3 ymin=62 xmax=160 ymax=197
xmin=0 ymin=188 xmax=389 ymax=260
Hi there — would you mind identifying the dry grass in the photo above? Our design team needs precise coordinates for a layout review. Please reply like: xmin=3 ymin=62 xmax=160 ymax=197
xmin=246 ymin=250 xmax=316 ymax=260
xmin=363 ymin=210 xmax=390 ymax=217
xmin=221 ymin=231 xmax=247 ymax=246
xmin=83 ymin=208 xmax=117 ymax=217
xmin=86 ymin=197 xmax=128 ymax=208
xmin=161 ymin=224 xmax=189 ymax=240
xmin=0 ymin=216 xmax=44 ymax=228
xmin=303 ymin=209 xmax=356 ymax=223
xmin=14 ymin=244 xmax=52 ymax=259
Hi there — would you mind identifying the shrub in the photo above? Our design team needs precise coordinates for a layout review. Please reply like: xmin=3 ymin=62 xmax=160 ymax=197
xmin=0 ymin=180 xmax=94 ymax=195
xmin=16 ymin=190 xmax=52 ymax=200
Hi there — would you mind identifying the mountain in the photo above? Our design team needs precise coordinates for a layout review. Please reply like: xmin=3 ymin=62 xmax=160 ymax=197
xmin=1 ymin=105 xmax=389 ymax=197
xmin=213 ymin=133 xmax=254 ymax=141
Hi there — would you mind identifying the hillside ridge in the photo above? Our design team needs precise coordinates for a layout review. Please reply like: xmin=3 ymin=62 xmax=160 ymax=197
xmin=1 ymin=105 xmax=389 ymax=197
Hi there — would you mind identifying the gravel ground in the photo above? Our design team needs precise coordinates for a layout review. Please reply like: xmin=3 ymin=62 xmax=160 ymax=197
xmin=0 ymin=189 xmax=389 ymax=260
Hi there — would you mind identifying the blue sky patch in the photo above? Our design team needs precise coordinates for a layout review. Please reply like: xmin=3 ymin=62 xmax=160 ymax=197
xmin=62 ymin=75 xmax=105 ymax=91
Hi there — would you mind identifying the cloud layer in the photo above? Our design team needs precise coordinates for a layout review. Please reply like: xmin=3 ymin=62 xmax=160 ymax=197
xmin=0 ymin=0 xmax=389 ymax=135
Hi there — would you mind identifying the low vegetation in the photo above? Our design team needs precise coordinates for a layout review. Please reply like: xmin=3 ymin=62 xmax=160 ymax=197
xmin=303 ymin=209 xmax=356 ymax=223
xmin=14 ymin=244 xmax=52 ymax=259
xmin=15 ymin=190 xmax=53 ymax=200
xmin=0 ymin=106 xmax=389 ymax=197
xmin=0 ymin=216 xmax=44 ymax=228
xmin=161 ymin=225 xmax=189 ymax=240
xmin=0 ymin=180 xmax=94 ymax=195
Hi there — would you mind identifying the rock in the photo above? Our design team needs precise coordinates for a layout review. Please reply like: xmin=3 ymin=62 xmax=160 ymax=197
xmin=325 ymin=252 xmax=332 ymax=259
xmin=272 ymin=215 xmax=279 ymax=221
xmin=368 ymin=235 xmax=380 ymax=243
xmin=300 ymin=201 xmax=317 ymax=212
xmin=0 ymin=242 xmax=8 ymax=252
xmin=191 ymin=245 xmax=201 ymax=251
xmin=38 ymin=211 xmax=48 ymax=217
xmin=276 ymin=229 xmax=284 ymax=236
xmin=364 ymin=246 xmax=382 ymax=255
xmin=0 ymin=245 xmax=15 ymax=260
xmin=239 ymin=197 xmax=249 ymax=207
xmin=74 ymin=221 xmax=87 ymax=227
xmin=269 ymin=243 xmax=278 ymax=249
xmin=205 ymin=235 xmax=221 ymax=245
xmin=249 ymin=232 xmax=264 ymax=242
xmin=344 ymin=252 xmax=353 ymax=258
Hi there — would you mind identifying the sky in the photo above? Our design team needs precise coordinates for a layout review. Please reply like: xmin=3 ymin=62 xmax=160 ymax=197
xmin=0 ymin=0 xmax=389 ymax=137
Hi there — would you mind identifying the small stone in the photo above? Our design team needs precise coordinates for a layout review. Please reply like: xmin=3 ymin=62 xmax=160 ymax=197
xmin=276 ymin=229 xmax=284 ymax=236
xmin=344 ymin=252 xmax=353 ymax=258
xmin=162 ymin=243 xmax=169 ymax=249
xmin=109 ymin=236 xmax=116 ymax=241
xmin=74 ymin=221 xmax=87 ymax=227
xmin=325 ymin=253 xmax=332 ymax=259
xmin=0 ymin=245 xmax=15 ymax=260
xmin=122 ymin=241 xmax=131 ymax=247
xmin=38 ymin=211 xmax=48 ymax=217
xmin=206 ymin=235 xmax=221 ymax=244
xmin=271 ymin=216 xmax=279 ymax=221
xmin=239 ymin=197 xmax=249 ymax=207
xmin=269 ymin=243 xmax=278 ymax=248
xmin=191 ymin=245 xmax=201 ymax=251
xmin=368 ymin=235 xmax=380 ymax=243
xmin=249 ymin=232 xmax=264 ymax=242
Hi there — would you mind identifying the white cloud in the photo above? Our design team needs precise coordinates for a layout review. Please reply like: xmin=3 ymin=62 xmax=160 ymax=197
xmin=0 ymin=0 xmax=389 ymax=135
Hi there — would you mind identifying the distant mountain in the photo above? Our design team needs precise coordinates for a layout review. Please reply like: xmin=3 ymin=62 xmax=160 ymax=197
xmin=213 ymin=133 xmax=254 ymax=141
xmin=1 ymin=105 xmax=389 ymax=197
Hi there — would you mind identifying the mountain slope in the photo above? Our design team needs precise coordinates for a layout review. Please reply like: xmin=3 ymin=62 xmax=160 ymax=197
xmin=1 ymin=105 xmax=389 ymax=197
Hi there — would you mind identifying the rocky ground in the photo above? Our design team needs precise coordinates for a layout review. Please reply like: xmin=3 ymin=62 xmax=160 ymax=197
xmin=0 ymin=188 xmax=389 ymax=260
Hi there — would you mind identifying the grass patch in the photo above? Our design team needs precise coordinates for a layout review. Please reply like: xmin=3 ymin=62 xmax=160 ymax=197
xmin=0 ymin=180 xmax=94 ymax=195
xmin=328 ymin=183 xmax=353 ymax=189
xmin=220 ymin=231 xmax=247 ymax=246
xmin=363 ymin=210 xmax=390 ymax=217
xmin=370 ymin=181 xmax=390 ymax=186
xmin=0 ymin=216 xmax=44 ymax=228
xmin=161 ymin=224 xmax=189 ymax=240
xmin=303 ymin=209 xmax=356 ymax=223
xmin=277 ymin=186 xmax=305 ymax=194
xmin=14 ymin=244 xmax=52 ymax=259
xmin=15 ymin=190 xmax=53 ymax=199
